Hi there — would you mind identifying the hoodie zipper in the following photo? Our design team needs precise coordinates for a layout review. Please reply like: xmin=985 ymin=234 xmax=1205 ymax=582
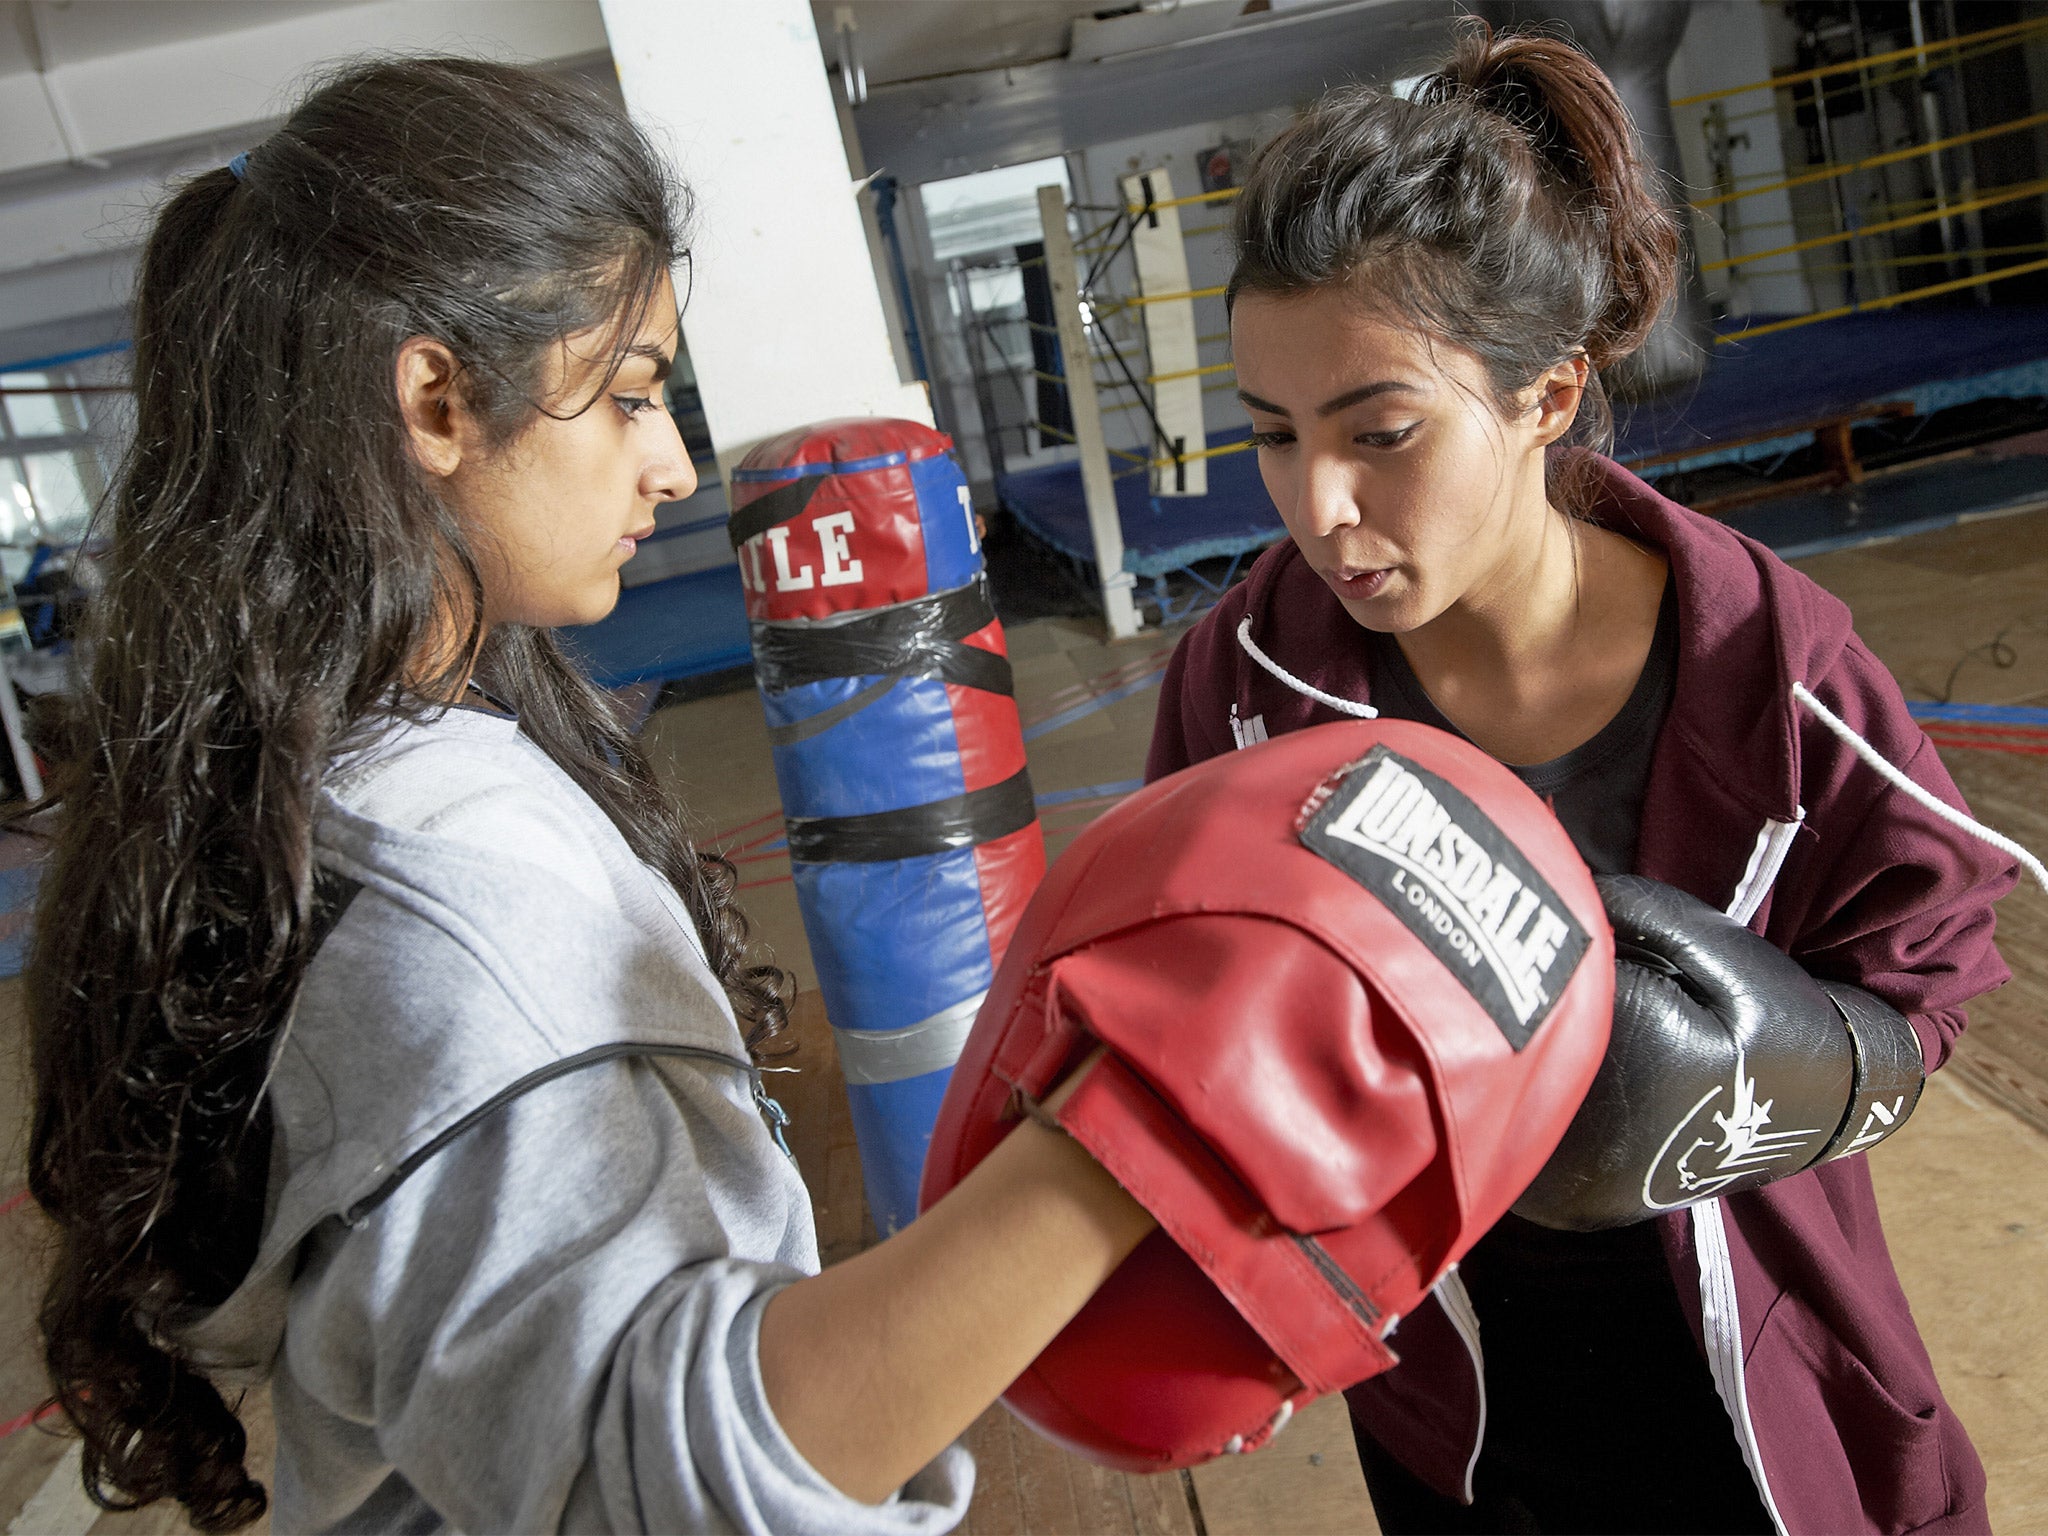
xmin=1690 ymin=811 xmax=1804 ymax=1536
xmin=1692 ymin=1194 xmax=1790 ymax=1535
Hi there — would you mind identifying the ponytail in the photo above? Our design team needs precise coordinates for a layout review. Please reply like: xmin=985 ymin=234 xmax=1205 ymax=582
xmin=1418 ymin=24 xmax=1680 ymax=371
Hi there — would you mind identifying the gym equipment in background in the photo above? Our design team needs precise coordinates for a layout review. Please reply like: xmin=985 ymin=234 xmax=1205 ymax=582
xmin=957 ymin=12 xmax=2048 ymax=635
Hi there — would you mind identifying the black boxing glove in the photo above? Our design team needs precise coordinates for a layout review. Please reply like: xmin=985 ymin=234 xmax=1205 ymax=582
xmin=1513 ymin=873 xmax=1925 ymax=1231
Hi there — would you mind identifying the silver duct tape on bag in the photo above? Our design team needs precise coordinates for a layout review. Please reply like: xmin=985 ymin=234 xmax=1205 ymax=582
xmin=834 ymin=991 xmax=988 ymax=1086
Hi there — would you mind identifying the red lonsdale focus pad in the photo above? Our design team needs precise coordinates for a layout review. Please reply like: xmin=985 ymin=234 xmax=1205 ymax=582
xmin=919 ymin=721 xmax=1615 ymax=1470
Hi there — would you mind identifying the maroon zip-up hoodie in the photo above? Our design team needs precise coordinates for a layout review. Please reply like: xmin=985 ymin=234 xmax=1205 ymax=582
xmin=1147 ymin=456 xmax=2016 ymax=1536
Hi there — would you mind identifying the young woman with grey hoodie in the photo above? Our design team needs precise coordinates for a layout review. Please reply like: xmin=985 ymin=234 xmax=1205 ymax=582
xmin=24 ymin=58 xmax=1155 ymax=1536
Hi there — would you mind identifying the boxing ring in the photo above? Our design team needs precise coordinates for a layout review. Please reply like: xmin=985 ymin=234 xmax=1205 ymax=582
xmin=1616 ymin=306 xmax=2048 ymax=470
xmin=994 ymin=425 xmax=1267 ymax=617
xmin=976 ymin=13 xmax=2048 ymax=638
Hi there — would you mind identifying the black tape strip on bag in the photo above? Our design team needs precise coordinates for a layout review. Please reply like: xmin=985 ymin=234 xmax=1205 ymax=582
xmin=751 ymin=577 xmax=1013 ymax=697
xmin=784 ymin=765 xmax=1037 ymax=864
xmin=727 ymin=476 xmax=823 ymax=549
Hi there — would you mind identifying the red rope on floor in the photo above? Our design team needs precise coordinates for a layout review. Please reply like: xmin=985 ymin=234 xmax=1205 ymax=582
xmin=0 ymin=1402 xmax=60 ymax=1442
xmin=1925 ymin=731 xmax=2048 ymax=758
xmin=1031 ymin=646 xmax=1176 ymax=718
xmin=704 ymin=808 xmax=784 ymax=847
xmin=1922 ymin=716 xmax=2048 ymax=737
xmin=728 ymin=823 xmax=791 ymax=857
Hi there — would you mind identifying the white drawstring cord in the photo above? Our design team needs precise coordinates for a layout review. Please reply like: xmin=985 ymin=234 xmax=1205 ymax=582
xmin=1236 ymin=617 xmax=1378 ymax=719
xmin=1792 ymin=681 xmax=2048 ymax=894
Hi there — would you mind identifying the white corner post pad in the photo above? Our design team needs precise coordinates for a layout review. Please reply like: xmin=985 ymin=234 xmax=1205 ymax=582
xmin=1035 ymin=182 xmax=1144 ymax=641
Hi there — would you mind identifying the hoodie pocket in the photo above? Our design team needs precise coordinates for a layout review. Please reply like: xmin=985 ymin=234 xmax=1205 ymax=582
xmin=1760 ymin=1289 xmax=1952 ymax=1535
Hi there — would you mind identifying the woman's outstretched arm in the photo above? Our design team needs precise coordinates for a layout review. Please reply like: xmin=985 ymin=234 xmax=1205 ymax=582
xmin=758 ymin=1089 xmax=1153 ymax=1504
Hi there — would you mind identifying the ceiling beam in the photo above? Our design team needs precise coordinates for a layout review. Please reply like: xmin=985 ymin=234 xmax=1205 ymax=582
xmin=849 ymin=0 xmax=1448 ymax=186
xmin=0 ymin=161 xmax=200 ymax=277
xmin=0 ymin=0 xmax=610 ymax=182
xmin=0 ymin=0 xmax=613 ymax=361
xmin=0 ymin=248 xmax=134 ymax=348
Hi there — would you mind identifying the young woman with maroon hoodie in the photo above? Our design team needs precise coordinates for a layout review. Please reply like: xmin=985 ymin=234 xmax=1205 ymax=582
xmin=1147 ymin=27 xmax=2029 ymax=1536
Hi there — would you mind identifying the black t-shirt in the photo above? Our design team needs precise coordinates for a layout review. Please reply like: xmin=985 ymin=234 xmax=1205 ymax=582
xmin=1362 ymin=583 xmax=1773 ymax=1531
xmin=1363 ymin=581 xmax=1678 ymax=875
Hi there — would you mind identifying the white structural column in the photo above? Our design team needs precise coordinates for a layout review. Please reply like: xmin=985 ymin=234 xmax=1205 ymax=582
xmin=599 ymin=0 xmax=931 ymax=483
xmin=1038 ymin=184 xmax=1142 ymax=640
xmin=1120 ymin=168 xmax=1207 ymax=497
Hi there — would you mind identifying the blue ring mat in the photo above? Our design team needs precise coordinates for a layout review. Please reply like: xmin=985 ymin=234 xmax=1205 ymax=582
xmin=997 ymin=306 xmax=2048 ymax=577
xmin=558 ymin=562 xmax=752 ymax=689
xmin=1616 ymin=306 xmax=2048 ymax=473
xmin=997 ymin=427 xmax=1273 ymax=579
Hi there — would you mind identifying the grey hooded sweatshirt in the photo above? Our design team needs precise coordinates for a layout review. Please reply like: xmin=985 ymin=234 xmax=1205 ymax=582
xmin=180 ymin=707 xmax=972 ymax=1534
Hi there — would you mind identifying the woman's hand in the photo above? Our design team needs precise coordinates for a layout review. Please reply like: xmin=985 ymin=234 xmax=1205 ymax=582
xmin=757 ymin=1047 xmax=1152 ymax=1504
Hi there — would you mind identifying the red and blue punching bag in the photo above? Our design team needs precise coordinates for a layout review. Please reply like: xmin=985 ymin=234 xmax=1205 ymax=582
xmin=729 ymin=419 xmax=1045 ymax=1233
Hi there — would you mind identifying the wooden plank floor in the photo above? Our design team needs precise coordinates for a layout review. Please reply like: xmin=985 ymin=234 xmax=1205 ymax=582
xmin=1870 ymin=1073 xmax=2048 ymax=1532
xmin=1926 ymin=748 xmax=2048 ymax=1135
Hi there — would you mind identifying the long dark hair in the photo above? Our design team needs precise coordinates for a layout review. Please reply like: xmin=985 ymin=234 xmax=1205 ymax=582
xmin=25 ymin=56 xmax=788 ymax=1532
xmin=1229 ymin=22 xmax=1681 ymax=507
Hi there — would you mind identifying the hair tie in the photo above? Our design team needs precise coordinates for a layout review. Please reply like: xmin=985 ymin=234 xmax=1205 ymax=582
xmin=227 ymin=152 xmax=249 ymax=181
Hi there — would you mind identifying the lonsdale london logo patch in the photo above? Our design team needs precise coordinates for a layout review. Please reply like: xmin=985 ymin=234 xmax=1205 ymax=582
xmin=1299 ymin=747 xmax=1591 ymax=1049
